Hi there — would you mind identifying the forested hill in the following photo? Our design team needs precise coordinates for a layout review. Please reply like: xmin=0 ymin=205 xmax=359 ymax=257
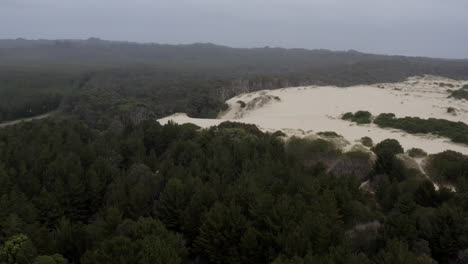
xmin=1 ymin=38 xmax=467 ymax=73
xmin=1 ymin=38 xmax=468 ymax=128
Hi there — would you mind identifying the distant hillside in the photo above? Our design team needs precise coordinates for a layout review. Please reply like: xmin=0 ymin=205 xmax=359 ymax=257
xmin=1 ymin=38 xmax=468 ymax=128
xmin=1 ymin=38 xmax=467 ymax=73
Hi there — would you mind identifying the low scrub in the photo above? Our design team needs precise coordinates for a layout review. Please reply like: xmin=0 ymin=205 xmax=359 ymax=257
xmin=361 ymin=136 xmax=373 ymax=147
xmin=407 ymin=148 xmax=428 ymax=158
xmin=450 ymin=88 xmax=468 ymax=100
xmin=317 ymin=131 xmax=341 ymax=137
xmin=342 ymin=111 xmax=372 ymax=124
xmin=374 ymin=113 xmax=468 ymax=144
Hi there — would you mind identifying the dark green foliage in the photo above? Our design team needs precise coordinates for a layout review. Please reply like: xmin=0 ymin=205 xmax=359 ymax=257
xmin=361 ymin=136 xmax=374 ymax=147
xmin=0 ymin=69 xmax=75 ymax=123
xmin=372 ymin=139 xmax=404 ymax=175
xmin=0 ymin=119 xmax=465 ymax=263
xmin=272 ymin=130 xmax=287 ymax=137
xmin=342 ymin=111 xmax=372 ymax=124
xmin=425 ymin=151 xmax=468 ymax=190
xmin=374 ymin=113 xmax=468 ymax=144
xmin=342 ymin=112 xmax=354 ymax=120
xmin=317 ymin=131 xmax=341 ymax=137
xmin=450 ymin=87 xmax=468 ymax=100
xmin=0 ymin=234 xmax=37 ymax=264
xmin=407 ymin=148 xmax=428 ymax=158
xmin=446 ymin=107 xmax=456 ymax=114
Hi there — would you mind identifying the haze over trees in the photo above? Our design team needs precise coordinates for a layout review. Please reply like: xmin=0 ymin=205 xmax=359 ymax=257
xmin=1 ymin=38 xmax=468 ymax=128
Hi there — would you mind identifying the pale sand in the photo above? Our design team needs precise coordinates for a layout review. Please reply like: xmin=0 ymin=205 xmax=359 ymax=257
xmin=158 ymin=75 xmax=468 ymax=155
xmin=0 ymin=112 xmax=52 ymax=128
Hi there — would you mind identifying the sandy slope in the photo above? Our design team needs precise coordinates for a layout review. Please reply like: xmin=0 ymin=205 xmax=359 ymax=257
xmin=159 ymin=75 xmax=468 ymax=155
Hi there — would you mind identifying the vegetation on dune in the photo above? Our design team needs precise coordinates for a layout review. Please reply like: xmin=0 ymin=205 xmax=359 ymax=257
xmin=317 ymin=131 xmax=341 ymax=137
xmin=343 ymin=111 xmax=468 ymax=145
xmin=361 ymin=136 xmax=374 ymax=147
xmin=407 ymin=148 xmax=428 ymax=158
xmin=342 ymin=111 xmax=372 ymax=124
xmin=446 ymin=107 xmax=457 ymax=114
xmin=450 ymin=88 xmax=468 ymax=100
xmin=425 ymin=151 xmax=468 ymax=191
xmin=374 ymin=113 xmax=468 ymax=144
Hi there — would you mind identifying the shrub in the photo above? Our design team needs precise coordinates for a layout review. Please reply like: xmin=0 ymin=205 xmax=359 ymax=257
xmin=342 ymin=111 xmax=372 ymax=124
xmin=317 ymin=131 xmax=340 ymax=137
xmin=272 ymin=130 xmax=287 ymax=137
xmin=372 ymin=139 xmax=404 ymax=175
xmin=361 ymin=137 xmax=374 ymax=147
xmin=425 ymin=151 xmax=468 ymax=188
xmin=237 ymin=100 xmax=246 ymax=108
xmin=450 ymin=88 xmax=468 ymax=100
xmin=342 ymin=112 xmax=354 ymax=120
xmin=407 ymin=148 xmax=427 ymax=158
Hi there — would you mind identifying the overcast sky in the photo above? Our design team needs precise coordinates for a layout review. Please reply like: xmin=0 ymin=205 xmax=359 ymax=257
xmin=1 ymin=0 xmax=467 ymax=58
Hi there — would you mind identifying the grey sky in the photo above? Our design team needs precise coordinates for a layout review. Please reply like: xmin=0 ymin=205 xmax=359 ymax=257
xmin=1 ymin=0 xmax=467 ymax=58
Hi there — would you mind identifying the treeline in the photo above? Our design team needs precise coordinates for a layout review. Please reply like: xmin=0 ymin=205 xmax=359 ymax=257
xmin=2 ymin=39 xmax=468 ymax=126
xmin=0 ymin=119 xmax=466 ymax=263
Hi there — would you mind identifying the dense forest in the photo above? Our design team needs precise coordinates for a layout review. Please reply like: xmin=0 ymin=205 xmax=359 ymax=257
xmin=1 ymin=39 xmax=468 ymax=127
xmin=0 ymin=119 xmax=466 ymax=263
xmin=0 ymin=39 xmax=467 ymax=263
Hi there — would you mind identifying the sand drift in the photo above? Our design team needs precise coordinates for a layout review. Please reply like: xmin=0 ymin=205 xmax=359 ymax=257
xmin=159 ymin=76 xmax=468 ymax=155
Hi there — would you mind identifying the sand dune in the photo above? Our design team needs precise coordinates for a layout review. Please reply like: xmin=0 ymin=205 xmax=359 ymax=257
xmin=158 ymin=75 xmax=468 ymax=155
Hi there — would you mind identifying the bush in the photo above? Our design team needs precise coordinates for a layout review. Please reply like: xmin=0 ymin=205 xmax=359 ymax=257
xmin=446 ymin=107 xmax=456 ymax=114
xmin=342 ymin=111 xmax=372 ymax=124
xmin=317 ymin=131 xmax=340 ymax=137
xmin=237 ymin=100 xmax=246 ymax=108
xmin=425 ymin=151 xmax=468 ymax=188
xmin=342 ymin=112 xmax=354 ymax=120
xmin=361 ymin=137 xmax=374 ymax=147
xmin=272 ymin=130 xmax=287 ymax=137
xmin=450 ymin=88 xmax=468 ymax=100
xmin=407 ymin=148 xmax=427 ymax=158
xmin=372 ymin=139 xmax=404 ymax=175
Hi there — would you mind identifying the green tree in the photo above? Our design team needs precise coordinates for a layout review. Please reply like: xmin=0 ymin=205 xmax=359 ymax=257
xmin=34 ymin=254 xmax=68 ymax=264
xmin=0 ymin=234 xmax=37 ymax=264
xmin=374 ymin=239 xmax=418 ymax=264
xmin=195 ymin=202 xmax=248 ymax=263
